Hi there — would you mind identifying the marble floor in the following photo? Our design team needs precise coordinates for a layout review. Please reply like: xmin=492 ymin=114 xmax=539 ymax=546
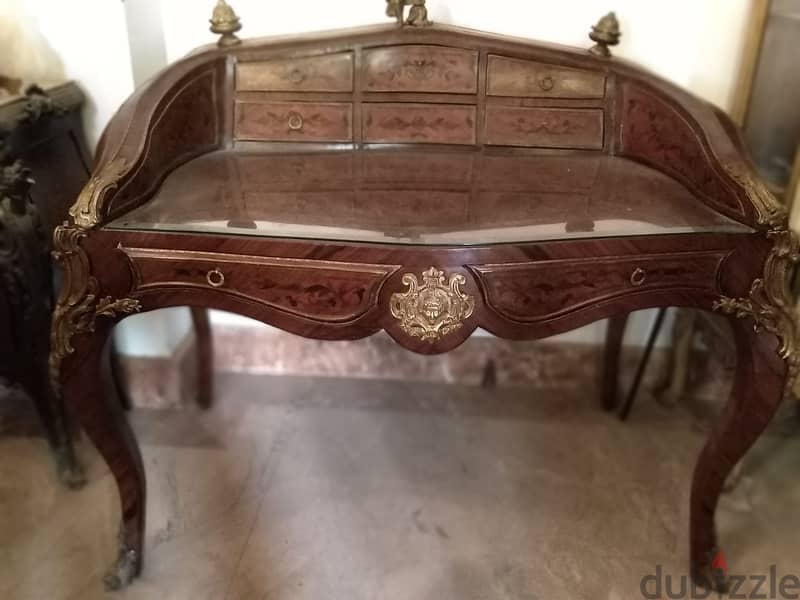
xmin=1 ymin=370 xmax=799 ymax=600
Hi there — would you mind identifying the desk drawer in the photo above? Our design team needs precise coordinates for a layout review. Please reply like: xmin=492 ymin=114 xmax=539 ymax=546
xmin=473 ymin=251 xmax=728 ymax=323
xmin=363 ymin=103 xmax=476 ymax=145
xmin=485 ymin=106 xmax=604 ymax=149
xmin=236 ymin=53 xmax=353 ymax=92
xmin=363 ymin=45 xmax=478 ymax=93
xmin=120 ymin=247 xmax=396 ymax=322
xmin=235 ymin=101 xmax=353 ymax=142
xmin=488 ymin=56 xmax=606 ymax=98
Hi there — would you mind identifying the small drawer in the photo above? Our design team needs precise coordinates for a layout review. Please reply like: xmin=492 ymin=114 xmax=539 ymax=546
xmin=235 ymin=101 xmax=353 ymax=142
xmin=363 ymin=103 xmax=476 ymax=145
xmin=485 ymin=106 xmax=604 ymax=150
xmin=474 ymin=251 xmax=728 ymax=323
xmin=488 ymin=56 xmax=606 ymax=98
xmin=120 ymin=247 xmax=397 ymax=322
xmin=236 ymin=53 xmax=353 ymax=92
xmin=363 ymin=45 xmax=478 ymax=93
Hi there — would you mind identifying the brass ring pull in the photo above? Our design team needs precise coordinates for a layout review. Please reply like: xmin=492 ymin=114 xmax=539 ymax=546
xmin=630 ymin=268 xmax=646 ymax=287
xmin=287 ymin=112 xmax=304 ymax=131
xmin=206 ymin=268 xmax=225 ymax=288
xmin=539 ymin=75 xmax=555 ymax=91
xmin=288 ymin=69 xmax=305 ymax=84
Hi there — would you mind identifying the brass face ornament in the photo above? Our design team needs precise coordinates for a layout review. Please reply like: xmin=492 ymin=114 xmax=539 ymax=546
xmin=390 ymin=267 xmax=474 ymax=341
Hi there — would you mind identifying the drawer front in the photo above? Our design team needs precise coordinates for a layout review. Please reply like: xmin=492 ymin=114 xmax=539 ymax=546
xmin=235 ymin=101 xmax=353 ymax=142
xmin=363 ymin=103 xmax=476 ymax=145
xmin=236 ymin=53 xmax=354 ymax=92
xmin=487 ymin=56 xmax=606 ymax=98
xmin=485 ymin=106 xmax=604 ymax=149
xmin=474 ymin=252 xmax=728 ymax=323
xmin=363 ymin=46 xmax=478 ymax=93
xmin=121 ymin=247 xmax=397 ymax=322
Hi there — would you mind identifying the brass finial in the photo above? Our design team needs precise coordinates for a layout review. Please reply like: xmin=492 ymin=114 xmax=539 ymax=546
xmin=385 ymin=0 xmax=433 ymax=28
xmin=588 ymin=12 xmax=621 ymax=57
xmin=210 ymin=0 xmax=242 ymax=48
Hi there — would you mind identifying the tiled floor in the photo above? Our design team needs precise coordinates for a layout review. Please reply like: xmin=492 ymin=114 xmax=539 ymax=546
xmin=1 ymin=371 xmax=798 ymax=600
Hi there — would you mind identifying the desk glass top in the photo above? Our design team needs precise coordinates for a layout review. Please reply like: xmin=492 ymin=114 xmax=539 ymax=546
xmin=107 ymin=149 xmax=752 ymax=245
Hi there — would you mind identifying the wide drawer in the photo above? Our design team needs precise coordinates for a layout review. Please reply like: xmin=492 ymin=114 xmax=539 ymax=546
xmin=485 ymin=106 xmax=604 ymax=149
xmin=235 ymin=101 xmax=353 ymax=142
xmin=236 ymin=53 xmax=354 ymax=92
xmin=473 ymin=251 xmax=728 ymax=323
xmin=363 ymin=103 xmax=477 ymax=145
xmin=363 ymin=45 xmax=478 ymax=93
xmin=120 ymin=247 xmax=396 ymax=322
xmin=487 ymin=56 xmax=606 ymax=98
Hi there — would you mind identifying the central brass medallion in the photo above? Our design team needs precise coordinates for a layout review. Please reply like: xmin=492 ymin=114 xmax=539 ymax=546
xmin=390 ymin=267 xmax=475 ymax=341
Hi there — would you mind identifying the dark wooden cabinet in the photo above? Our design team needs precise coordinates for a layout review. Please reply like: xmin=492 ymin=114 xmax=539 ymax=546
xmin=49 ymin=5 xmax=797 ymax=592
xmin=0 ymin=83 xmax=91 ymax=487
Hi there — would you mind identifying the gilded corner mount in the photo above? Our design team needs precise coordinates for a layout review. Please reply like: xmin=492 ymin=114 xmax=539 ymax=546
xmin=390 ymin=267 xmax=474 ymax=342
xmin=49 ymin=224 xmax=141 ymax=380
xmin=714 ymin=223 xmax=800 ymax=379
xmin=68 ymin=156 xmax=129 ymax=229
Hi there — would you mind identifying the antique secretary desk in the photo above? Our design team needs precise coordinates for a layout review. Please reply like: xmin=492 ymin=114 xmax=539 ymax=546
xmin=50 ymin=0 xmax=798 ymax=591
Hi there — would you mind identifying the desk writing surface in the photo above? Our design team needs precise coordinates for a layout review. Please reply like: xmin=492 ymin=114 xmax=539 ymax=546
xmin=107 ymin=148 xmax=752 ymax=245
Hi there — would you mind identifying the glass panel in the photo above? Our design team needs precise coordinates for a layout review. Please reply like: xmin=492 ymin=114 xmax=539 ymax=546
xmin=106 ymin=149 xmax=751 ymax=245
xmin=743 ymin=0 xmax=800 ymax=196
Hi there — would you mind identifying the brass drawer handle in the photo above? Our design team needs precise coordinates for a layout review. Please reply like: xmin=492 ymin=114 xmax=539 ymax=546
xmin=630 ymin=268 xmax=646 ymax=287
xmin=206 ymin=268 xmax=225 ymax=288
xmin=539 ymin=75 xmax=555 ymax=91
xmin=288 ymin=68 xmax=306 ymax=84
xmin=287 ymin=111 xmax=304 ymax=131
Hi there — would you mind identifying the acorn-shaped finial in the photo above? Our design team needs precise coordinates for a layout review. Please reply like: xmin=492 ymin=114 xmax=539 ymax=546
xmin=210 ymin=0 xmax=242 ymax=48
xmin=589 ymin=12 xmax=621 ymax=58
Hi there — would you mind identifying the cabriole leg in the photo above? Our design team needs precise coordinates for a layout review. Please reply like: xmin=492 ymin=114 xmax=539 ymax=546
xmin=689 ymin=318 xmax=787 ymax=590
xmin=56 ymin=320 xmax=146 ymax=590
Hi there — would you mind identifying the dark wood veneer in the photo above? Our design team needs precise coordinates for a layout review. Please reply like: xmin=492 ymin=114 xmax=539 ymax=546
xmin=53 ymin=16 xmax=790 ymax=592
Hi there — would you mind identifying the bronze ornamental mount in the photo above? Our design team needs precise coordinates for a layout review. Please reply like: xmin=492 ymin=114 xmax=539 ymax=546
xmin=209 ymin=1 xmax=621 ymax=56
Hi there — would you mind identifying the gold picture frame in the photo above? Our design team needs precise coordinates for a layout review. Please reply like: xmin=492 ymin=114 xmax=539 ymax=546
xmin=732 ymin=0 xmax=800 ymax=217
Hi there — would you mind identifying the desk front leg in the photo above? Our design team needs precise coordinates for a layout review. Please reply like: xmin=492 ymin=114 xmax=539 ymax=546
xmin=50 ymin=224 xmax=145 ymax=590
xmin=689 ymin=317 xmax=787 ymax=591
xmin=56 ymin=320 xmax=146 ymax=590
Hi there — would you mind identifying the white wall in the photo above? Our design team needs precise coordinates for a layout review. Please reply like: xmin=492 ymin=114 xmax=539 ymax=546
xmin=19 ymin=0 xmax=134 ymax=149
xmin=13 ymin=0 xmax=755 ymax=354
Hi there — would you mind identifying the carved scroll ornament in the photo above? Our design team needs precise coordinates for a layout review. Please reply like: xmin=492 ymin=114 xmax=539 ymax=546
xmin=49 ymin=224 xmax=141 ymax=380
xmin=390 ymin=267 xmax=474 ymax=341
xmin=714 ymin=218 xmax=800 ymax=396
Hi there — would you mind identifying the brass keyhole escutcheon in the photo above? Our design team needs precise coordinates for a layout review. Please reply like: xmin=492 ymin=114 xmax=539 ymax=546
xmin=287 ymin=112 xmax=304 ymax=131
xmin=630 ymin=268 xmax=647 ymax=287
xmin=288 ymin=69 xmax=305 ymax=84
xmin=539 ymin=75 xmax=555 ymax=91
xmin=206 ymin=268 xmax=226 ymax=288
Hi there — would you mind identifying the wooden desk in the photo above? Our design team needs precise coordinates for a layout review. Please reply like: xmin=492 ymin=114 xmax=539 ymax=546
xmin=50 ymin=6 xmax=797 ymax=591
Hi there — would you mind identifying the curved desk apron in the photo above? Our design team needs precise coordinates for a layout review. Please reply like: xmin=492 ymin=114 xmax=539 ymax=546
xmin=49 ymin=2 xmax=797 ymax=591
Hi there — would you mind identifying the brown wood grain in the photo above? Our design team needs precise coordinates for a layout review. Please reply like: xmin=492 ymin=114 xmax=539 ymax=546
xmin=363 ymin=45 xmax=478 ymax=93
xmin=485 ymin=105 xmax=604 ymax=149
xmin=236 ymin=52 xmax=354 ymax=92
xmin=363 ymin=103 xmax=476 ymax=144
xmin=234 ymin=101 xmax=353 ymax=142
xmin=487 ymin=55 xmax=606 ymax=98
